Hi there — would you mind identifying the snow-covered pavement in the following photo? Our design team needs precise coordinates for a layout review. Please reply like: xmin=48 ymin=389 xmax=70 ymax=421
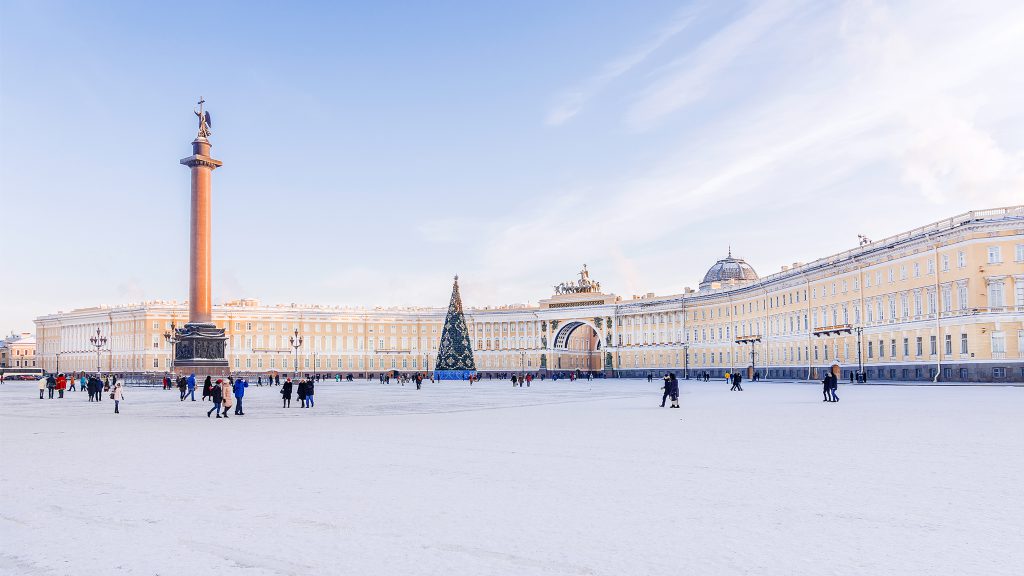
xmin=1 ymin=379 xmax=1021 ymax=575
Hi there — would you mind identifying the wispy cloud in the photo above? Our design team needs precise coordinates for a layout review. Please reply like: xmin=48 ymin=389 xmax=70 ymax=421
xmin=507 ymin=0 xmax=1024 ymax=296
xmin=545 ymin=6 xmax=698 ymax=126
xmin=626 ymin=0 xmax=802 ymax=130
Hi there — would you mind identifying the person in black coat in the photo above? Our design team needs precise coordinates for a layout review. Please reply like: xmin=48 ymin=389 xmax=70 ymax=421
xmin=667 ymin=374 xmax=680 ymax=409
xmin=822 ymin=372 xmax=839 ymax=402
xmin=281 ymin=378 xmax=293 ymax=408
xmin=202 ymin=376 xmax=213 ymax=401
xmin=296 ymin=380 xmax=307 ymax=407
xmin=660 ymin=373 xmax=672 ymax=407
xmin=305 ymin=380 xmax=315 ymax=408
xmin=207 ymin=383 xmax=223 ymax=418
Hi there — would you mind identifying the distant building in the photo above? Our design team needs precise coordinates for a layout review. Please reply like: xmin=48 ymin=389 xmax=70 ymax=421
xmin=0 ymin=332 xmax=36 ymax=371
xmin=34 ymin=206 xmax=1024 ymax=382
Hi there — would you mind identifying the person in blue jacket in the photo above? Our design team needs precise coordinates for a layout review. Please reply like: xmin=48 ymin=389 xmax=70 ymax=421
xmin=232 ymin=377 xmax=248 ymax=415
xmin=186 ymin=373 xmax=197 ymax=401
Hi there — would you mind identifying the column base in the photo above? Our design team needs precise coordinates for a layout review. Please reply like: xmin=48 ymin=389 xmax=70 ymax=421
xmin=173 ymin=323 xmax=229 ymax=378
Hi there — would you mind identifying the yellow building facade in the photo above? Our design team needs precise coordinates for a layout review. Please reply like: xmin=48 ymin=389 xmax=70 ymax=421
xmin=35 ymin=207 xmax=1024 ymax=382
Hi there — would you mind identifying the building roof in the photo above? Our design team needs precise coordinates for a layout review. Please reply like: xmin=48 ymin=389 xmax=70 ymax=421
xmin=699 ymin=250 xmax=759 ymax=290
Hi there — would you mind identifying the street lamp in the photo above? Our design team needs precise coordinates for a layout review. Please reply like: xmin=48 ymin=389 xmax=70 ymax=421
xmin=854 ymin=326 xmax=864 ymax=383
xmin=683 ymin=343 xmax=689 ymax=379
xmin=89 ymin=328 xmax=107 ymax=375
xmin=163 ymin=321 xmax=180 ymax=374
xmin=289 ymin=329 xmax=303 ymax=378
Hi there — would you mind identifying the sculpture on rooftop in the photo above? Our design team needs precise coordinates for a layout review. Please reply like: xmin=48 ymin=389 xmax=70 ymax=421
xmin=554 ymin=264 xmax=602 ymax=295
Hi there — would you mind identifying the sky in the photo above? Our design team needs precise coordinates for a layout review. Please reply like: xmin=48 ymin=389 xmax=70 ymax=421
xmin=1 ymin=0 xmax=1023 ymax=334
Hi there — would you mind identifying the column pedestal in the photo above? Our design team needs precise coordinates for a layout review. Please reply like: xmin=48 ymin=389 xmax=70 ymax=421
xmin=172 ymin=322 xmax=229 ymax=378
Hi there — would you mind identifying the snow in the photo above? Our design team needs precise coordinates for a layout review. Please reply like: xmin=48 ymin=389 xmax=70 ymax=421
xmin=1 ymin=379 xmax=1021 ymax=576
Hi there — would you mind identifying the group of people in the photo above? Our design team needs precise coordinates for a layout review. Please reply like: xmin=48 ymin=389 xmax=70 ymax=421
xmin=201 ymin=375 xmax=249 ymax=418
xmin=822 ymin=372 xmax=840 ymax=402
xmin=38 ymin=373 xmax=122 ymax=412
xmin=510 ymin=374 xmax=533 ymax=387
xmin=660 ymin=373 xmax=680 ymax=408
xmin=727 ymin=371 xmax=744 ymax=391
xmin=279 ymin=377 xmax=315 ymax=408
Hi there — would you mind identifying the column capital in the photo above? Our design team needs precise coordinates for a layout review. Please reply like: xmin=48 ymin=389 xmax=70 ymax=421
xmin=179 ymin=155 xmax=223 ymax=169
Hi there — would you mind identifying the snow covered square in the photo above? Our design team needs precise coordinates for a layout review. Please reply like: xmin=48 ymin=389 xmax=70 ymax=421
xmin=1 ymin=379 xmax=1021 ymax=576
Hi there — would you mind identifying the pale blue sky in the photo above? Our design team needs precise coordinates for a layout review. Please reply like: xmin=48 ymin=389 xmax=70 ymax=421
xmin=2 ymin=0 xmax=1022 ymax=333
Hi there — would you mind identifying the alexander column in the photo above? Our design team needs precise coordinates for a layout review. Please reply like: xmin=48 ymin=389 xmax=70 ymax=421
xmin=173 ymin=97 xmax=229 ymax=376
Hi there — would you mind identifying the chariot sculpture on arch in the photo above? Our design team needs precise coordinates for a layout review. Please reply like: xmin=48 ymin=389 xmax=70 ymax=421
xmin=554 ymin=264 xmax=602 ymax=295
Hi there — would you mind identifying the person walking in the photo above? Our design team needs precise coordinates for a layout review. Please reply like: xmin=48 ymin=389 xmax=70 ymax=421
xmin=822 ymin=371 xmax=833 ymax=402
xmin=305 ymin=379 xmax=315 ymax=408
xmin=732 ymin=371 xmax=743 ymax=391
xmin=232 ymin=377 xmax=248 ymax=415
xmin=830 ymin=373 xmax=840 ymax=402
xmin=207 ymin=381 xmax=223 ymax=418
xmin=201 ymin=375 xmax=212 ymax=401
xmin=296 ymin=379 xmax=307 ymax=408
xmin=220 ymin=379 xmax=233 ymax=417
xmin=660 ymin=373 xmax=673 ymax=407
xmin=68 ymin=374 xmax=77 ymax=392
xmin=667 ymin=373 xmax=680 ymax=409
xmin=185 ymin=375 xmax=196 ymax=401
xmin=79 ymin=374 xmax=87 ymax=394
xmin=112 ymin=381 xmax=123 ymax=414
xmin=281 ymin=377 xmax=293 ymax=408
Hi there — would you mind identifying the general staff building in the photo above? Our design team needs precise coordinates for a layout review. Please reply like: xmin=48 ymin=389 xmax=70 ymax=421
xmin=35 ymin=207 xmax=1024 ymax=382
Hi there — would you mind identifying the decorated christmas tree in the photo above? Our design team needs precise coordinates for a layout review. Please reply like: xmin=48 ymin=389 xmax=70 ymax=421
xmin=434 ymin=275 xmax=476 ymax=380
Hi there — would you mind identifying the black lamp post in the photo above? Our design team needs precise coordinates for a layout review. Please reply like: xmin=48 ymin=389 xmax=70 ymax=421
xmin=683 ymin=342 xmax=690 ymax=379
xmin=289 ymin=329 xmax=303 ymax=378
xmin=89 ymin=328 xmax=107 ymax=374
xmin=854 ymin=326 xmax=864 ymax=383
xmin=163 ymin=321 xmax=180 ymax=374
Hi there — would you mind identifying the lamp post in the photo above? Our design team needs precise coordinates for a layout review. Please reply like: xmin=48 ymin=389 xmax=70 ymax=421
xmin=749 ymin=340 xmax=756 ymax=376
xmin=163 ymin=321 xmax=180 ymax=375
xmin=683 ymin=343 xmax=689 ymax=379
xmin=520 ymin=350 xmax=526 ymax=380
xmin=289 ymin=329 xmax=303 ymax=378
xmin=854 ymin=326 xmax=864 ymax=383
xmin=89 ymin=328 xmax=107 ymax=375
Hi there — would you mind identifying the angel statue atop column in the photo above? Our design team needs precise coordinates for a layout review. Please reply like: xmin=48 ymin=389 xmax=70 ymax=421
xmin=195 ymin=96 xmax=212 ymax=138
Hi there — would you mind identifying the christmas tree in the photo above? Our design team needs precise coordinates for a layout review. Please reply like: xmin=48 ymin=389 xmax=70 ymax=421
xmin=434 ymin=275 xmax=476 ymax=380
